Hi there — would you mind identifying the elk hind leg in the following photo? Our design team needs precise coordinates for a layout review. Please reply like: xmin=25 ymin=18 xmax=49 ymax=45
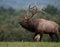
xmin=49 ymin=34 xmax=53 ymax=42
xmin=55 ymin=33 xmax=59 ymax=42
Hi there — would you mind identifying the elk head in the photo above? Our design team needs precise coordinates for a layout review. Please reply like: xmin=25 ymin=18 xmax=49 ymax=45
xmin=19 ymin=5 xmax=38 ymax=32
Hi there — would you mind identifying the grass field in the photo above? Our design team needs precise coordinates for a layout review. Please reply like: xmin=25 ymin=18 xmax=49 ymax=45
xmin=0 ymin=42 xmax=60 ymax=47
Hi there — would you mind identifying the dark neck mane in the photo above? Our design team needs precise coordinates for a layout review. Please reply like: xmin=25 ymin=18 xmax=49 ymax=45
xmin=24 ymin=20 xmax=35 ymax=32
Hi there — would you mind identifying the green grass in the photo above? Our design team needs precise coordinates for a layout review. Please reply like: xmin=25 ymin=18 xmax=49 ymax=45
xmin=0 ymin=42 xmax=60 ymax=47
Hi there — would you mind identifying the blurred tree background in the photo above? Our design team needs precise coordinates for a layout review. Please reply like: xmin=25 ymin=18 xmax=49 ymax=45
xmin=0 ymin=4 xmax=60 ymax=42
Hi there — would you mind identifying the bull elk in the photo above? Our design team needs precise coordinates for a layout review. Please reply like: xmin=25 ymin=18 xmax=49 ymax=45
xmin=19 ymin=5 xmax=59 ymax=42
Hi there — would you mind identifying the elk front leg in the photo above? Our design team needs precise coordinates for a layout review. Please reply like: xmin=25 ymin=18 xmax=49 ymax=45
xmin=33 ymin=33 xmax=43 ymax=42
xmin=34 ymin=34 xmax=40 ymax=42
xmin=40 ymin=34 xmax=43 ymax=42
xmin=33 ymin=33 xmax=38 ymax=41
xmin=33 ymin=33 xmax=41 ymax=42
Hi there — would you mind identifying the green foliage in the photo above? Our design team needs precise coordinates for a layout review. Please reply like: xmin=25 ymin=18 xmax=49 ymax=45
xmin=43 ymin=5 xmax=58 ymax=15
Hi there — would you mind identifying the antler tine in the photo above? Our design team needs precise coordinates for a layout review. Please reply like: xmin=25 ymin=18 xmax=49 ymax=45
xmin=28 ymin=5 xmax=38 ymax=20
xmin=24 ymin=4 xmax=31 ymax=20
xmin=29 ymin=4 xmax=31 ymax=10
xmin=39 ymin=9 xmax=50 ymax=16
xmin=31 ymin=5 xmax=38 ymax=16
xmin=29 ymin=4 xmax=37 ymax=10
xmin=24 ymin=9 xmax=29 ymax=20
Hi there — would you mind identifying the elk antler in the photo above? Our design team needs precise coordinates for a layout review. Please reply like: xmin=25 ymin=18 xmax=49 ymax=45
xmin=29 ymin=4 xmax=51 ymax=16
xmin=24 ymin=5 xmax=51 ymax=21
xmin=28 ymin=5 xmax=38 ymax=19
xmin=24 ymin=5 xmax=30 ymax=20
